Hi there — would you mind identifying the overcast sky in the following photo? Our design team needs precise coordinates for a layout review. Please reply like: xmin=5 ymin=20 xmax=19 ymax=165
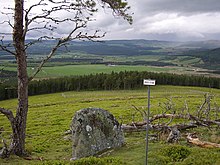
xmin=1 ymin=0 xmax=220 ymax=41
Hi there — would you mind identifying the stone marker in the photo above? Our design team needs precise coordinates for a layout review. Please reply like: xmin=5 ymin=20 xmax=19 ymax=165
xmin=70 ymin=108 xmax=124 ymax=160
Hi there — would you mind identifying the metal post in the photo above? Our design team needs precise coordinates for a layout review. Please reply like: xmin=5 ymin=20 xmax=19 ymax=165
xmin=143 ymin=79 xmax=155 ymax=165
xmin=146 ymin=85 xmax=150 ymax=165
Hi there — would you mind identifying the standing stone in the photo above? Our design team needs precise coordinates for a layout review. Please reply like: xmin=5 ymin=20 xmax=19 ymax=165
xmin=70 ymin=108 xmax=124 ymax=160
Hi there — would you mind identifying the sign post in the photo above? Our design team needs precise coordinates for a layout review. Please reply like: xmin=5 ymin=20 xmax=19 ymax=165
xmin=143 ymin=79 xmax=156 ymax=165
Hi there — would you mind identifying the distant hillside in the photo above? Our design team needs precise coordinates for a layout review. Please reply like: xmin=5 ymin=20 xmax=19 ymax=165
xmin=194 ymin=47 xmax=220 ymax=64
xmin=178 ymin=40 xmax=220 ymax=49
xmin=1 ymin=39 xmax=220 ymax=61
xmin=0 ymin=39 xmax=180 ymax=57
xmin=24 ymin=39 xmax=179 ymax=56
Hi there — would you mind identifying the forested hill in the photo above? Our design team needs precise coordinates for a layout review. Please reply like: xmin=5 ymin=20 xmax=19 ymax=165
xmin=193 ymin=48 xmax=220 ymax=64
xmin=1 ymin=39 xmax=220 ymax=65
xmin=22 ymin=39 xmax=220 ymax=66
xmin=1 ymin=39 xmax=220 ymax=56
xmin=26 ymin=39 xmax=220 ymax=56
xmin=24 ymin=39 xmax=179 ymax=56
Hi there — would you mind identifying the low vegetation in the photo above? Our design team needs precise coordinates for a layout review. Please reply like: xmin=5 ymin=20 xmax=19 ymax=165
xmin=0 ymin=85 xmax=220 ymax=164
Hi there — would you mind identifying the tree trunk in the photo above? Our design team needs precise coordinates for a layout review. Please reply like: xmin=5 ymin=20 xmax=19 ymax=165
xmin=11 ymin=0 xmax=28 ymax=156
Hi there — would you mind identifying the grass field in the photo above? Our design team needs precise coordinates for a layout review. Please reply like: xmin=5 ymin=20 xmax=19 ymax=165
xmin=0 ymin=85 xmax=220 ymax=164
xmin=4 ymin=63 xmax=214 ymax=79
xmin=4 ymin=64 xmax=175 ymax=78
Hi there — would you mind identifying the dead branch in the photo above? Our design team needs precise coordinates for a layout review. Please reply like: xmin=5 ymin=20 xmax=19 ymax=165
xmin=122 ymin=112 xmax=220 ymax=133
xmin=197 ymin=93 xmax=212 ymax=119
xmin=150 ymin=114 xmax=190 ymax=123
xmin=122 ymin=122 xmax=198 ymax=133
xmin=150 ymin=113 xmax=220 ymax=127
xmin=189 ymin=114 xmax=220 ymax=127
xmin=183 ymin=100 xmax=190 ymax=115
xmin=121 ymin=123 xmax=146 ymax=132
xmin=187 ymin=133 xmax=220 ymax=148
xmin=131 ymin=105 xmax=146 ymax=122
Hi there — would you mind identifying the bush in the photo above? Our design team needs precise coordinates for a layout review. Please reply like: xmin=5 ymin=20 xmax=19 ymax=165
xmin=71 ymin=157 xmax=126 ymax=165
xmin=38 ymin=160 xmax=67 ymax=165
xmin=161 ymin=145 xmax=191 ymax=162
xmin=38 ymin=157 xmax=126 ymax=165
xmin=180 ymin=149 xmax=220 ymax=165
xmin=148 ymin=154 xmax=170 ymax=165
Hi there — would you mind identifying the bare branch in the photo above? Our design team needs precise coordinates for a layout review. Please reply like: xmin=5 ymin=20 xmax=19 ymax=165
xmin=0 ymin=108 xmax=14 ymax=124
xmin=0 ymin=45 xmax=16 ymax=56
xmin=21 ymin=0 xmax=132 ymax=80
xmin=0 ymin=39 xmax=16 ymax=56
xmin=28 ymin=20 xmax=104 ymax=81
xmin=26 ymin=2 xmax=85 ymax=26
xmin=28 ymin=41 xmax=59 ymax=82
xmin=24 ymin=36 xmax=55 ymax=50
xmin=150 ymin=114 xmax=190 ymax=123
xmin=23 ymin=0 xmax=48 ymax=38
xmin=1 ymin=9 xmax=14 ymax=29
xmin=189 ymin=114 xmax=220 ymax=127
xmin=131 ymin=104 xmax=146 ymax=121
xmin=75 ymin=30 xmax=106 ymax=42
xmin=0 ymin=20 xmax=13 ymax=29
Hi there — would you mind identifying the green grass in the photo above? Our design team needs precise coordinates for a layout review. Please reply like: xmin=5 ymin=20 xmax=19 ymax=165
xmin=4 ymin=63 xmax=217 ymax=80
xmin=4 ymin=64 xmax=174 ymax=78
xmin=0 ymin=85 xmax=220 ymax=164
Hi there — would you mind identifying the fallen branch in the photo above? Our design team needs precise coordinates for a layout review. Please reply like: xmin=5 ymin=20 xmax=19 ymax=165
xmin=189 ymin=115 xmax=220 ymax=127
xmin=121 ymin=123 xmax=146 ymax=132
xmin=150 ymin=114 xmax=190 ymax=122
xmin=122 ymin=112 xmax=220 ymax=133
xmin=150 ymin=113 xmax=220 ymax=128
xmin=121 ymin=122 xmax=198 ymax=132
xmin=187 ymin=133 xmax=220 ymax=148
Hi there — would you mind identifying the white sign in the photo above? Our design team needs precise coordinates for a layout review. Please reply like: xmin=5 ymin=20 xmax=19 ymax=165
xmin=143 ymin=79 xmax=156 ymax=86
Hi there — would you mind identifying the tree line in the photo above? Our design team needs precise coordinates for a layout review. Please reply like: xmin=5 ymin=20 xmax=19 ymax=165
xmin=1 ymin=71 xmax=220 ymax=100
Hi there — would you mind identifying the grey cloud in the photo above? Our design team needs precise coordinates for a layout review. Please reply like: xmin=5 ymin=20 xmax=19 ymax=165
xmin=131 ymin=0 xmax=220 ymax=15
xmin=2 ymin=0 xmax=220 ymax=41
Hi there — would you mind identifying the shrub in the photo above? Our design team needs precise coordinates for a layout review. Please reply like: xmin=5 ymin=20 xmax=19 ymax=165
xmin=71 ymin=157 xmax=126 ymax=165
xmin=38 ymin=157 xmax=126 ymax=165
xmin=38 ymin=160 xmax=67 ymax=165
xmin=161 ymin=145 xmax=191 ymax=162
xmin=181 ymin=149 xmax=220 ymax=165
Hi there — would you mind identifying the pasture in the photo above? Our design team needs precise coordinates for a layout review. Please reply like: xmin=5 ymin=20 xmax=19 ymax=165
xmin=0 ymin=85 xmax=220 ymax=164
xmin=3 ymin=63 xmax=213 ymax=79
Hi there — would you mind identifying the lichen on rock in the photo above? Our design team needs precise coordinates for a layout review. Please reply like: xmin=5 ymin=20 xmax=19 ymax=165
xmin=70 ymin=108 xmax=124 ymax=160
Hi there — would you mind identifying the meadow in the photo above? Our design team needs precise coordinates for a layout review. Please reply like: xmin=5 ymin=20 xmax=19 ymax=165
xmin=3 ymin=63 xmax=213 ymax=80
xmin=1 ymin=52 xmax=213 ymax=79
xmin=3 ymin=64 xmax=174 ymax=78
xmin=0 ymin=85 xmax=220 ymax=164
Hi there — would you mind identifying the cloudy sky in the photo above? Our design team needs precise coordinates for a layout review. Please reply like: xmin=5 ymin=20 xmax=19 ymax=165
xmin=1 ymin=0 xmax=220 ymax=41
